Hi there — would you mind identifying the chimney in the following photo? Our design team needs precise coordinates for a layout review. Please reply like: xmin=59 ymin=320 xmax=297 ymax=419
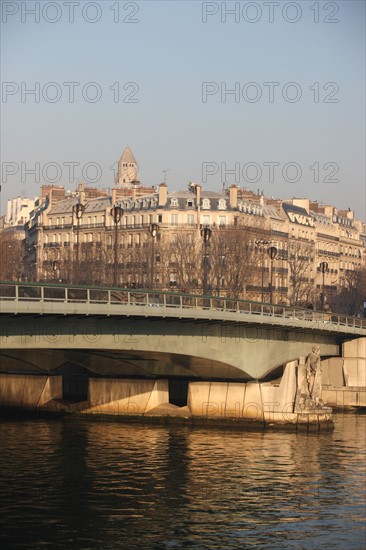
xmin=158 ymin=183 xmax=167 ymax=207
xmin=195 ymin=184 xmax=201 ymax=206
xmin=77 ymin=182 xmax=86 ymax=204
xmin=229 ymin=185 xmax=238 ymax=209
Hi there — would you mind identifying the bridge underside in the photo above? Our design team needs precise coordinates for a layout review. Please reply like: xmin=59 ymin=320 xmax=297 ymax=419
xmin=0 ymin=315 xmax=343 ymax=380
xmin=0 ymin=349 xmax=256 ymax=380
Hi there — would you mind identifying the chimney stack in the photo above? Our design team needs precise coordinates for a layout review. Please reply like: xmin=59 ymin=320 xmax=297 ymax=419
xmin=158 ymin=183 xmax=167 ymax=207
xmin=229 ymin=185 xmax=238 ymax=209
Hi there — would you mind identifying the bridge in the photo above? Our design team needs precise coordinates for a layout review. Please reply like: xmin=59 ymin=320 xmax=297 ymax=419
xmin=0 ymin=282 xmax=365 ymax=425
xmin=1 ymin=281 xmax=365 ymax=379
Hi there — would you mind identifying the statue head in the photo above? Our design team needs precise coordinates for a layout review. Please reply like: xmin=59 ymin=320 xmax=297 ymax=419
xmin=312 ymin=345 xmax=320 ymax=355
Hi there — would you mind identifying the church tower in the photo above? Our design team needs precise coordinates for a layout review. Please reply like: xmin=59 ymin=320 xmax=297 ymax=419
xmin=116 ymin=145 xmax=139 ymax=187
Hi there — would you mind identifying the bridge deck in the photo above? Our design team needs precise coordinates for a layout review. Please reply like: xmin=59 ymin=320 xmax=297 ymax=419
xmin=1 ymin=282 xmax=365 ymax=337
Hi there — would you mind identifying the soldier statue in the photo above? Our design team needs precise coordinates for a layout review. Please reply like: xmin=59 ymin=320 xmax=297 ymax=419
xmin=305 ymin=345 xmax=323 ymax=406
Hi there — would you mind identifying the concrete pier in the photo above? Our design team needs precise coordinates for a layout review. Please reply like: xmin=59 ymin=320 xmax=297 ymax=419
xmin=321 ymin=337 xmax=366 ymax=408
xmin=3 ymin=337 xmax=365 ymax=426
xmin=0 ymin=374 xmax=62 ymax=410
xmin=188 ymin=360 xmax=332 ymax=429
xmin=82 ymin=379 xmax=169 ymax=415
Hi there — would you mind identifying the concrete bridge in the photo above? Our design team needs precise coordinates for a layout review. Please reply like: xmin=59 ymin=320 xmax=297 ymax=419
xmin=1 ymin=281 xmax=365 ymax=379
xmin=0 ymin=282 xmax=365 ymax=426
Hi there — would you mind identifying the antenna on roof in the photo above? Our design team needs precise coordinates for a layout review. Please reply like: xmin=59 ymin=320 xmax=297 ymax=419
xmin=162 ymin=169 xmax=171 ymax=184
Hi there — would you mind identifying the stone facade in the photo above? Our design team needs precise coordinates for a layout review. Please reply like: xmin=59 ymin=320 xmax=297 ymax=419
xmin=2 ymin=145 xmax=365 ymax=307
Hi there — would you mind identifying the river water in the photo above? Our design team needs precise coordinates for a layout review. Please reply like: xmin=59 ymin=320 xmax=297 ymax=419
xmin=0 ymin=414 xmax=365 ymax=549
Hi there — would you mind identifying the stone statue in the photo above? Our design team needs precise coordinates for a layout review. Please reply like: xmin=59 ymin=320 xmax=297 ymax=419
xmin=295 ymin=345 xmax=324 ymax=411
xmin=305 ymin=345 xmax=322 ymax=405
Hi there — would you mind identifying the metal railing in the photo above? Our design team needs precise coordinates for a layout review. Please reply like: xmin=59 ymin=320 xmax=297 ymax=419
xmin=0 ymin=281 xmax=365 ymax=331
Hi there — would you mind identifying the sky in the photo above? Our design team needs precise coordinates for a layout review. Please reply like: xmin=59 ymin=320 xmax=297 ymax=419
xmin=1 ymin=0 xmax=365 ymax=220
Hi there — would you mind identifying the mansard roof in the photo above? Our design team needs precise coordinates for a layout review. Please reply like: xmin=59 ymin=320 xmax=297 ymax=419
xmin=282 ymin=202 xmax=309 ymax=217
xmin=48 ymin=196 xmax=112 ymax=215
xmin=49 ymin=198 xmax=79 ymax=214
xmin=84 ymin=197 xmax=112 ymax=212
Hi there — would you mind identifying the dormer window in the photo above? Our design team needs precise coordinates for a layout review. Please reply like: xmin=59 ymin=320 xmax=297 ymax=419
xmin=218 ymin=198 xmax=226 ymax=210
xmin=202 ymin=198 xmax=211 ymax=210
xmin=170 ymin=198 xmax=179 ymax=207
xmin=186 ymin=199 xmax=194 ymax=208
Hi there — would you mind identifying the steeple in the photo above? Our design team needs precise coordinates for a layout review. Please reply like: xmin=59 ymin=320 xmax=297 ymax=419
xmin=116 ymin=145 xmax=139 ymax=187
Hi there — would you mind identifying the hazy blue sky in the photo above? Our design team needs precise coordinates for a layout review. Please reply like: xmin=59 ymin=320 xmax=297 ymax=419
xmin=1 ymin=0 xmax=365 ymax=220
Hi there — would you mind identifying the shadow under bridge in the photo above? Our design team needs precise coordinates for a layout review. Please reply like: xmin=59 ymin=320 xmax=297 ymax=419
xmin=0 ymin=315 xmax=341 ymax=380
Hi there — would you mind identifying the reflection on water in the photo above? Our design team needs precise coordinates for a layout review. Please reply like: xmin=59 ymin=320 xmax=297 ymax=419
xmin=0 ymin=414 xmax=365 ymax=549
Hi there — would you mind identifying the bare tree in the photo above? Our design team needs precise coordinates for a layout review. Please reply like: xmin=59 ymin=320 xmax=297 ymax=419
xmin=0 ymin=232 xmax=25 ymax=281
xmin=210 ymin=225 xmax=259 ymax=298
xmin=331 ymin=268 xmax=366 ymax=316
xmin=284 ymin=241 xmax=315 ymax=306
xmin=167 ymin=231 xmax=200 ymax=292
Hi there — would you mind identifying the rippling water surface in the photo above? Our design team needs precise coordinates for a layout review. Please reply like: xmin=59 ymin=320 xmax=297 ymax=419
xmin=1 ymin=414 xmax=365 ymax=549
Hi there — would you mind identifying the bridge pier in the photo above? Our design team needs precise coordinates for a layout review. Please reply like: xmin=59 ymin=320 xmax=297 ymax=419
xmin=82 ymin=379 xmax=169 ymax=415
xmin=0 ymin=374 xmax=62 ymax=410
xmin=188 ymin=361 xmax=332 ymax=429
xmin=321 ymin=337 xmax=366 ymax=408
xmin=0 ymin=361 xmax=334 ymax=429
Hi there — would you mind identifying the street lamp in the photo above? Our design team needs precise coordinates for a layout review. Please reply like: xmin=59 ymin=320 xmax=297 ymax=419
xmin=267 ymin=245 xmax=278 ymax=304
xmin=52 ymin=260 xmax=59 ymax=282
xmin=200 ymin=226 xmax=212 ymax=295
xmin=110 ymin=205 xmax=123 ymax=287
xmin=255 ymin=239 xmax=270 ymax=302
xmin=148 ymin=222 xmax=159 ymax=289
xmin=72 ymin=202 xmax=85 ymax=283
xmin=319 ymin=261 xmax=329 ymax=310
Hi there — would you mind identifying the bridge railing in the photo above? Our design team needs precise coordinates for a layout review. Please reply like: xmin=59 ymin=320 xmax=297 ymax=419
xmin=1 ymin=281 xmax=365 ymax=330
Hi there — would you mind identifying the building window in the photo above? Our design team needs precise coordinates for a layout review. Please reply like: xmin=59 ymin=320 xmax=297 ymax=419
xmin=187 ymin=214 xmax=195 ymax=225
xmin=218 ymin=216 xmax=226 ymax=226
xmin=170 ymin=198 xmax=179 ymax=207
xmin=186 ymin=199 xmax=194 ymax=207
xmin=218 ymin=199 xmax=226 ymax=210
xmin=202 ymin=198 xmax=211 ymax=210
xmin=202 ymin=215 xmax=210 ymax=226
xmin=171 ymin=214 xmax=178 ymax=226
xmin=158 ymin=214 xmax=163 ymax=223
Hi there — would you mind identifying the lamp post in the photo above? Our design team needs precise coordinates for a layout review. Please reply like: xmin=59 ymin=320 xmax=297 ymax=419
xmin=267 ymin=245 xmax=278 ymax=304
xmin=255 ymin=239 xmax=270 ymax=302
xmin=148 ymin=223 xmax=159 ymax=289
xmin=319 ymin=261 xmax=329 ymax=310
xmin=110 ymin=205 xmax=123 ymax=287
xmin=52 ymin=260 xmax=59 ymax=283
xmin=200 ymin=226 xmax=212 ymax=295
xmin=72 ymin=202 xmax=85 ymax=283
